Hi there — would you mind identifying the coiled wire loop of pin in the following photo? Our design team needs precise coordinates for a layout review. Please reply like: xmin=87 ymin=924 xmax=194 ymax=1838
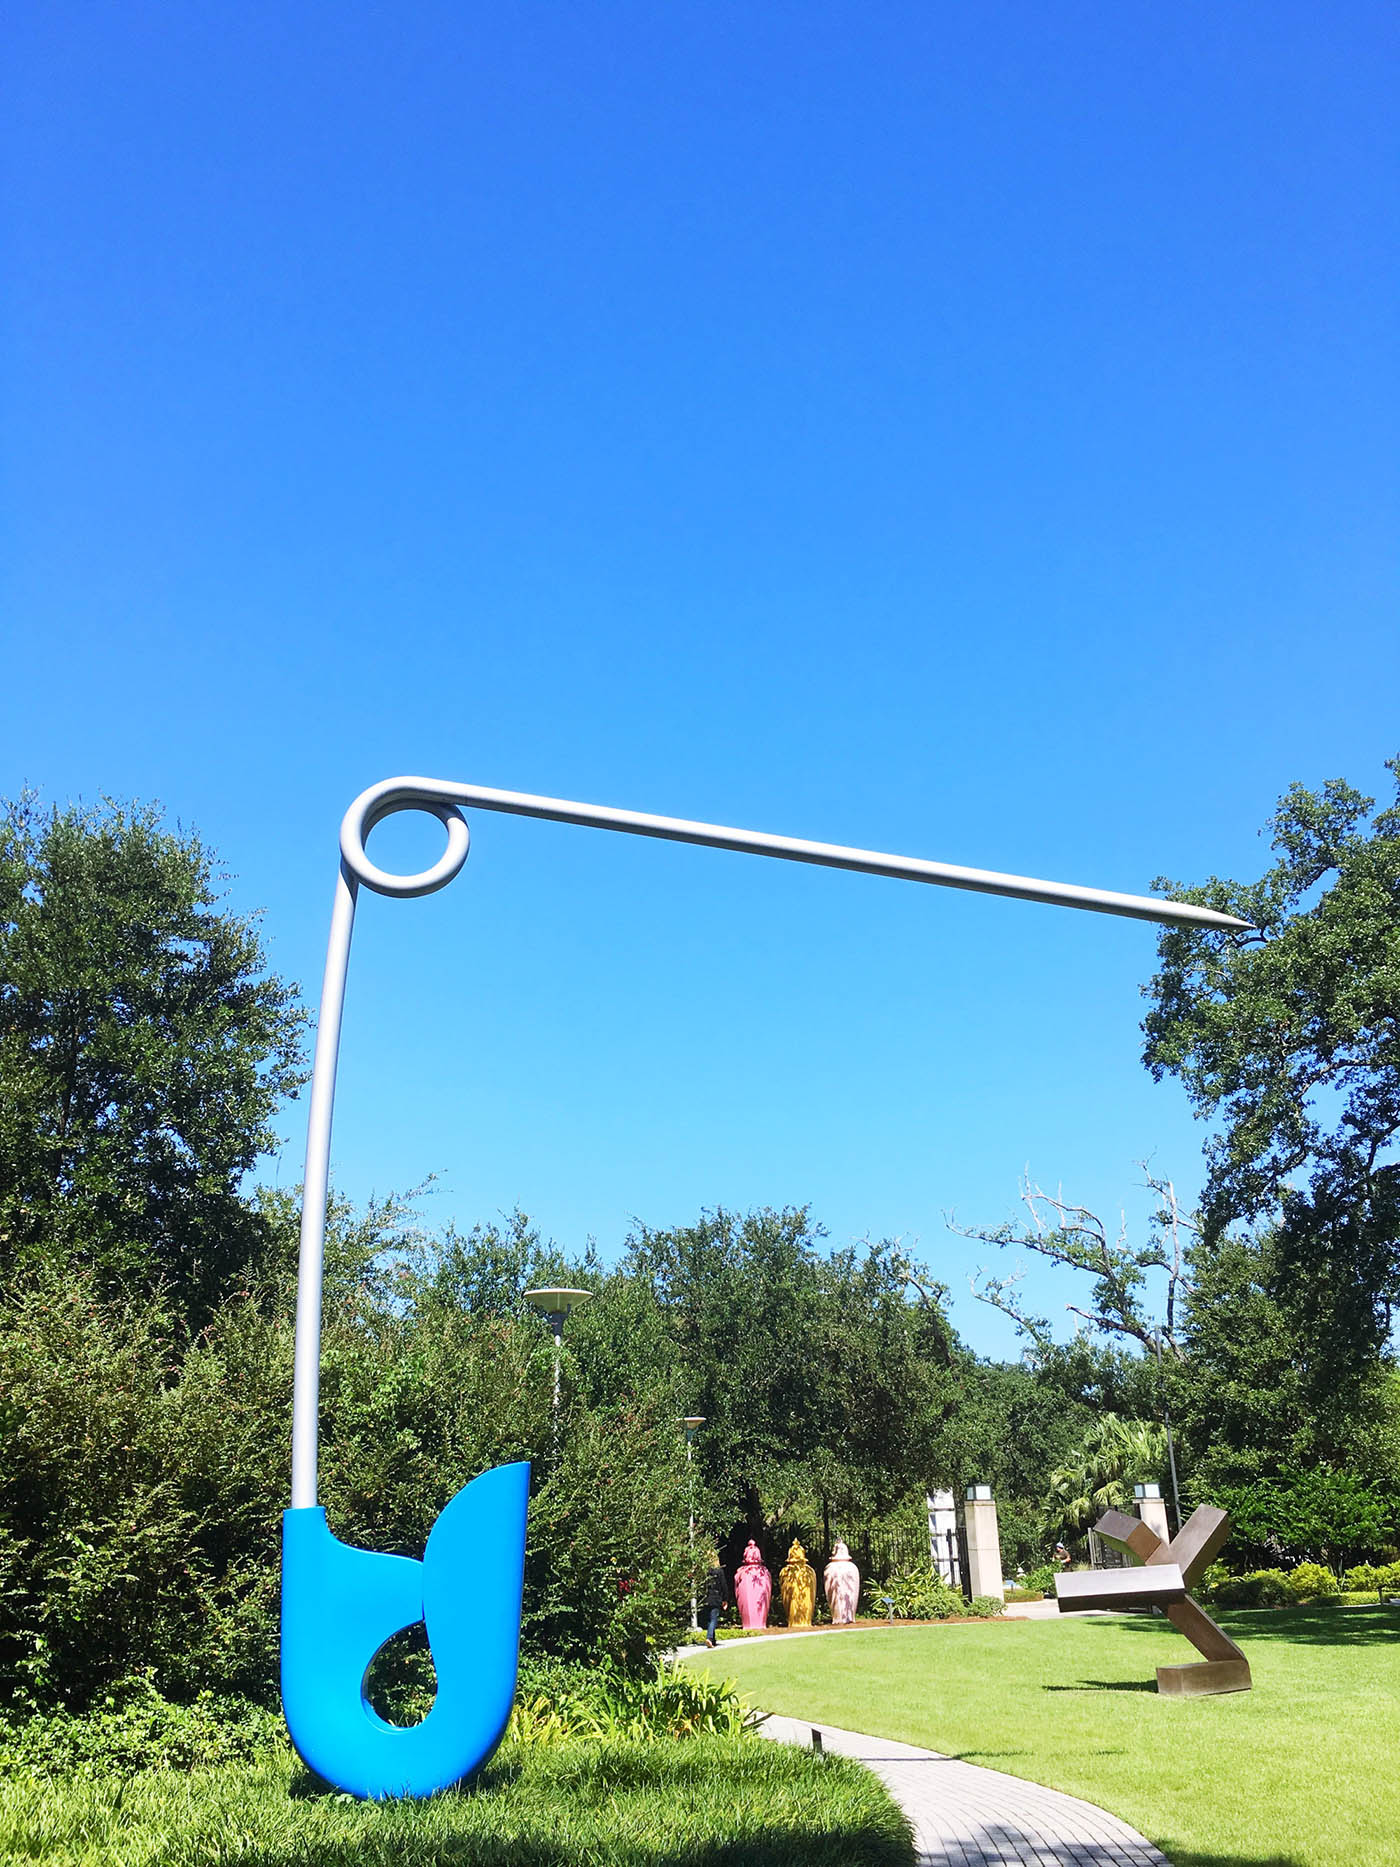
xmin=339 ymin=782 xmax=470 ymax=898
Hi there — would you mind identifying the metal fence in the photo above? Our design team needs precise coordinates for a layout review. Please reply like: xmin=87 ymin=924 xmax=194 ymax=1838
xmin=850 ymin=1524 xmax=937 ymax=1585
xmin=1087 ymin=1526 xmax=1130 ymax=1570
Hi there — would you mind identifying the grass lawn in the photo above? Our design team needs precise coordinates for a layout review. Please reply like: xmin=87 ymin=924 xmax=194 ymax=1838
xmin=687 ymin=1605 xmax=1400 ymax=1867
xmin=0 ymin=1732 xmax=912 ymax=1867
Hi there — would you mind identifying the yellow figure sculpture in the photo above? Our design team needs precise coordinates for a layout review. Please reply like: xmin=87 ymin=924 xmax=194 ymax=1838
xmin=779 ymin=1539 xmax=817 ymax=1628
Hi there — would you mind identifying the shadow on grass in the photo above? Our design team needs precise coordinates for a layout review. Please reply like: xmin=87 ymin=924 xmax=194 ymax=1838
xmin=219 ymin=1827 xmax=911 ymax=1867
xmin=288 ymin=1755 xmax=527 ymax=1800
xmin=1113 ymin=1603 xmax=1400 ymax=1648
xmin=1042 ymin=1679 xmax=1157 ymax=1693
xmin=272 ymin=1745 xmax=913 ymax=1867
xmin=1155 ymin=1854 xmax=1305 ymax=1867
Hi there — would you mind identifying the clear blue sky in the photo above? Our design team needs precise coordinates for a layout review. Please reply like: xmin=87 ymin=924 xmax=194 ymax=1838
xmin=4 ymin=2 xmax=1397 ymax=1357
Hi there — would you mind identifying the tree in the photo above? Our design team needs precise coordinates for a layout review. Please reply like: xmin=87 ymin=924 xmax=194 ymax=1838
xmin=955 ymin=1169 xmax=1191 ymax=1521
xmin=0 ymin=795 xmax=306 ymax=1319
xmin=956 ymin=1168 xmax=1194 ymax=1359
xmin=1046 ymin=1414 xmax=1168 ymax=1548
xmin=1143 ymin=760 xmax=1400 ymax=1369
xmin=1207 ymin=1467 xmax=1396 ymax=1575
xmin=610 ymin=1208 xmax=962 ymax=1537
xmin=941 ymin=1358 xmax=1094 ymax=1570
xmin=956 ymin=1165 xmax=1400 ymax=1512
xmin=415 ymin=1206 xmax=589 ymax=1322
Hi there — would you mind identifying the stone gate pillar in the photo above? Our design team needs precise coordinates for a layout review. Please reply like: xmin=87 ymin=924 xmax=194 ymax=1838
xmin=963 ymin=1485 xmax=1005 ymax=1602
xmin=1134 ymin=1481 xmax=1171 ymax=1544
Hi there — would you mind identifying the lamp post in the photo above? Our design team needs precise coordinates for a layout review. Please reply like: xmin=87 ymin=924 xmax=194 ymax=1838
xmin=681 ymin=1415 xmax=705 ymax=1631
xmin=1151 ymin=1328 xmax=1183 ymax=1533
xmin=523 ymin=1288 xmax=593 ymax=1437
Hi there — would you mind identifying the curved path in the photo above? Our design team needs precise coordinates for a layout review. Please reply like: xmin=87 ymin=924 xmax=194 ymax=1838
xmin=758 ymin=1712 xmax=1169 ymax=1867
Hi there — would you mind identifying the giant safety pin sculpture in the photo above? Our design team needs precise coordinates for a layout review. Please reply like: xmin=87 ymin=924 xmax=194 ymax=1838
xmin=282 ymin=776 xmax=1251 ymax=1798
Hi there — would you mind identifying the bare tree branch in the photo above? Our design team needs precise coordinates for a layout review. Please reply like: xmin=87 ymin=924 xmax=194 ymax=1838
xmin=950 ymin=1165 xmax=1200 ymax=1359
xmin=965 ymin=1263 xmax=1053 ymax=1356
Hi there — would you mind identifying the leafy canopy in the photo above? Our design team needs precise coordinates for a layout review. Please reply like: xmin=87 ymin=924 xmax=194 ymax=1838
xmin=1045 ymin=1413 xmax=1168 ymax=1545
xmin=0 ymin=794 xmax=306 ymax=1318
xmin=612 ymin=1207 xmax=961 ymax=1531
xmin=1143 ymin=760 xmax=1400 ymax=1358
xmin=1208 ymin=1467 xmax=1396 ymax=1574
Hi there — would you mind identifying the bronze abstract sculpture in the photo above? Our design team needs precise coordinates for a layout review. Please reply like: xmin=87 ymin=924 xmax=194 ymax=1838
xmin=1055 ymin=1506 xmax=1251 ymax=1698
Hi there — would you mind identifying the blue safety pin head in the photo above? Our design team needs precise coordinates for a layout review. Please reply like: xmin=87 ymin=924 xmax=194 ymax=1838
xmin=281 ymin=1461 xmax=529 ymax=1799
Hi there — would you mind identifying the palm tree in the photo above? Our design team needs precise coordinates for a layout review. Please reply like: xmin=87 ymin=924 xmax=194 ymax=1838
xmin=1046 ymin=1415 xmax=1167 ymax=1546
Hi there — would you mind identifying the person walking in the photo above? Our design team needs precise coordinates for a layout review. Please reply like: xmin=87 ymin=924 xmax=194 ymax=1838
xmin=701 ymin=1554 xmax=730 ymax=1648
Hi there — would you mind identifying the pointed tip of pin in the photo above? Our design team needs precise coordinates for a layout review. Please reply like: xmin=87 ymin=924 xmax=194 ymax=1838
xmin=1159 ymin=900 xmax=1256 ymax=934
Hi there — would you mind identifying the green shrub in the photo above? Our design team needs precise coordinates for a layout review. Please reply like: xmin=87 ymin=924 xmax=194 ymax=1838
xmin=1212 ymin=1568 xmax=1301 ymax=1608
xmin=1287 ymin=1561 xmax=1339 ymax=1600
xmin=508 ymin=1658 xmax=757 ymax=1744
xmin=0 ymin=1265 xmax=543 ymax=1712
xmin=0 ymin=1244 xmax=691 ymax=1711
xmin=521 ymin=1394 xmax=691 ymax=1670
xmin=1207 ymin=1468 xmax=1397 ymax=1574
xmin=1019 ymin=1564 xmax=1058 ymax=1594
xmin=965 ymin=1595 xmax=1005 ymax=1618
xmin=0 ymin=1681 xmax=282 ymax=1781
xmin=0 ymin=1661 xmax=755 ymax=1781
xmin=1196 ymin=1561 xmax=1231 ymax=1601
xmin=865 ymin=1567 xmax=968 ymax=1620
xmin=1342 ymin=1560 xmax=1400 ymax=1594
xmin=0 ymin=1272 xmax=283 ymax=1713
xmin=1004 ymin=1588 xmax=1044 ymax=1603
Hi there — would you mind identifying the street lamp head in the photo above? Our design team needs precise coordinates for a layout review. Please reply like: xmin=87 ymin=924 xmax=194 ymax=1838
xmin=681 ymin=1415 xmax=706 ymax=1429
xmin=523 ymin=1287 xmax=594 ymax=1332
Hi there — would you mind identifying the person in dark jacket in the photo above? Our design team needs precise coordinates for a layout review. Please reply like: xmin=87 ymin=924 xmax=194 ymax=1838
xmin=701 ymin=1555 xmax=730 ymax=1648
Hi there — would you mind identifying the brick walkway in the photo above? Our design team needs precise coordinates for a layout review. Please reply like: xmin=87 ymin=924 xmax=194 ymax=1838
xmin=758 ymin=1713 xmax=1169 ymax=1867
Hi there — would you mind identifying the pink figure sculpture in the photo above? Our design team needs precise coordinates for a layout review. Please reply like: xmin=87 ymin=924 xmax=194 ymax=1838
xmin=824 ymin=1539 xmax=861 ymax=1625
xmin=734 ymin=1541 xmax=772 ymax=1630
